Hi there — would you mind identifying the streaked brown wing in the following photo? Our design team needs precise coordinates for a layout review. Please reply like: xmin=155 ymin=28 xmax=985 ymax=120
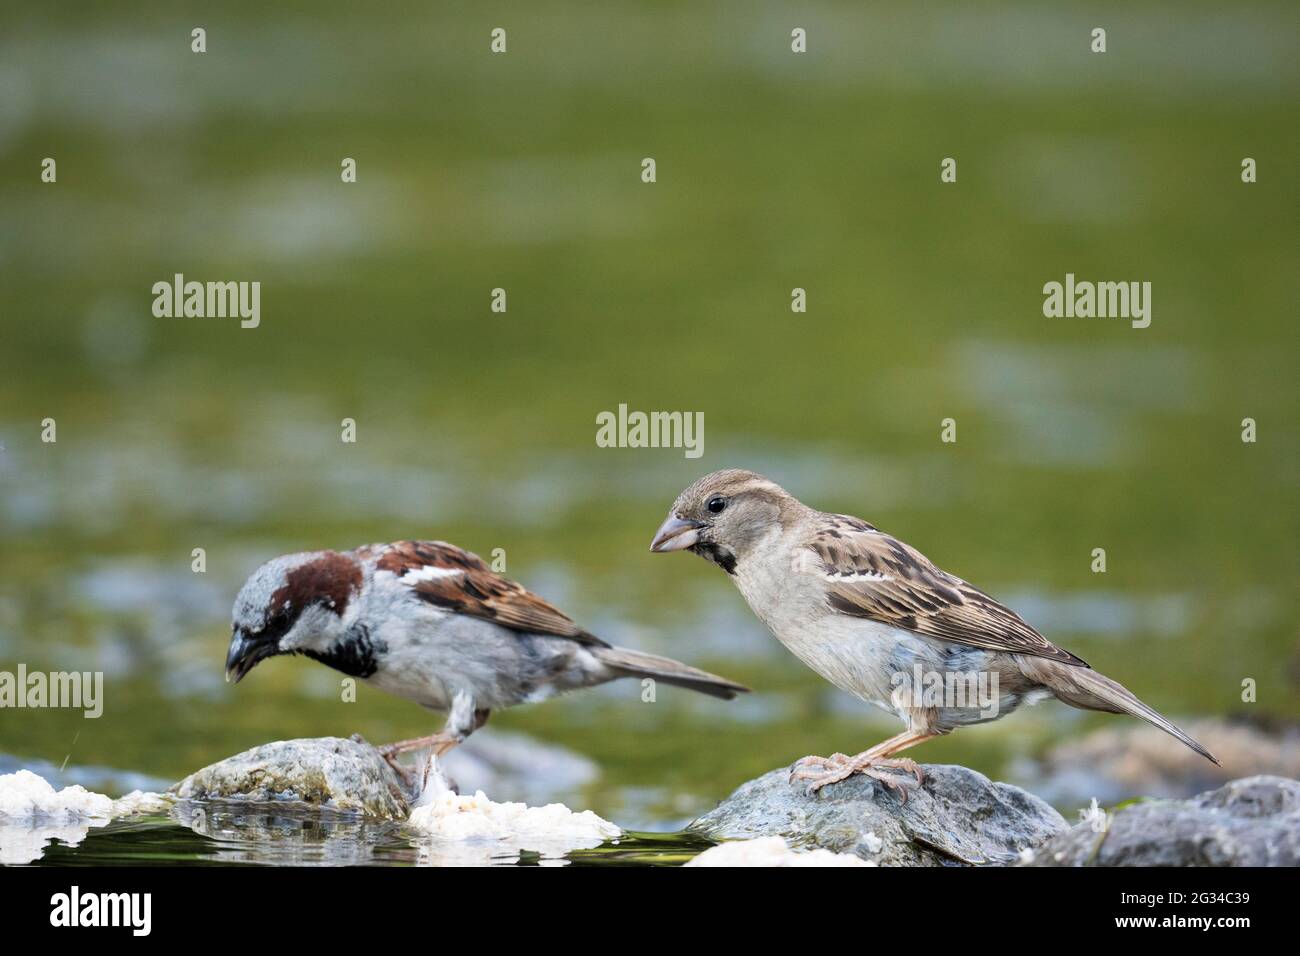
xmin=804 ymin=523 xmax=1087 ymax=667
xmin=369 ymin=540 xmax=609 ymax=647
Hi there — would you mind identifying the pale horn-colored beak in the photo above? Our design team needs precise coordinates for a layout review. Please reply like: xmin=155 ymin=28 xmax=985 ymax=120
xmin=650 ymin=513 xmax=704 ymax=552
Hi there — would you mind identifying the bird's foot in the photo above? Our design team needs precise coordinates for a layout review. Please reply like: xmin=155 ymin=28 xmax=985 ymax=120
xmin=377 ymin=734 xmax=454 ymax=790
xmin=791 ymin=752 xmax=925 ymax=800
xmin=380 ymin=750 xmax=416 ymax=788
xmin=352 ymin=732 xmax=415 ymax=786
xmin=789 ymin=752 xmax=851 ymax=777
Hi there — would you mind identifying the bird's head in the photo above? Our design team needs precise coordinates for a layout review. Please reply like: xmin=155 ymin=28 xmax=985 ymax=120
xmin=225 ymin=550 xmax=362 ymax=683
xmin=649 ymin=469 xmax=801 ymax=573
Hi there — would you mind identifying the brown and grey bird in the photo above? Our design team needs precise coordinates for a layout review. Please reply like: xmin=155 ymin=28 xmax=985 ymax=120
xmin=650 ymin=469 xmax=1217 ymax=795
xmin=225 ymin=540 xmax=747 ymax=778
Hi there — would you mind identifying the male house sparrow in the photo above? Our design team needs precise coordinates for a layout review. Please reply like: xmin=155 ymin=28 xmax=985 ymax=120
xmin=651 ymin=469 xmax=1217 ymax=794
xmin=225 ymin=540 xmax=747 ymax=778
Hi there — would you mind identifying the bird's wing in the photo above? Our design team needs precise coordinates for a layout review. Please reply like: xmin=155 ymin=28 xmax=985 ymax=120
xmin=365 ymin=540 xmax=609 ymax=647
xmin=798 ymin=518 xmax=1087 ymax=667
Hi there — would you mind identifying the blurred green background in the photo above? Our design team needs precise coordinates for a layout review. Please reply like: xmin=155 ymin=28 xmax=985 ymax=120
xmin=1 ymin=1 xmax=1297 ymax=828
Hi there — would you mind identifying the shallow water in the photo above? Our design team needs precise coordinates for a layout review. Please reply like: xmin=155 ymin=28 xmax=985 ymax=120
xmin=2 ymin=2 xmax=1297 ymax=865
xmin=21 ymin=807 xmax=710 ymax=868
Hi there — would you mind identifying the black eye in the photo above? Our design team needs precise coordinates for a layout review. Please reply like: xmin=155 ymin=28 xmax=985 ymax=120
xmin=706 ymin=496 xmax=727 ymax=514
xmin=264 ymin=607 xmax=293 ymax=639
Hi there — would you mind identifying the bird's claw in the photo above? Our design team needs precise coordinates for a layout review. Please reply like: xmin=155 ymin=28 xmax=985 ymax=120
xmin=789 ymin=752 xmax=849 ymax=781
xmin=379 ymin=749 xmax=416 ymax=787
xmin=792 ymin=753 xmax=926 ymax=799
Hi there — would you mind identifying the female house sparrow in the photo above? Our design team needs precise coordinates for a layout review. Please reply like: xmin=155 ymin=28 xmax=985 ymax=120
xmin=651 ymin=469 xmax=1217 ymax=795
xmin=225 ymin=540 xmax=748 ymax=777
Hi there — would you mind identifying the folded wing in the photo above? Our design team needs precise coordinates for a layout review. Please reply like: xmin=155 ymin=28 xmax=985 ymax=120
xmin=366 ymin=540 xmax=610 ymax=647
xmin=803 ymin=520 xmax=1087 ymax=667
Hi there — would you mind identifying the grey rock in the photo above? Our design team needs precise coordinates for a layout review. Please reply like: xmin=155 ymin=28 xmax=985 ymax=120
xmin=1011 ymin=716 xmax=1300 ymax=806
xmin=690 ymin=763 xmax=1067 ymax=866
xmin=170 ymin=737 xmax=409 ymax=820
xmin=1022 ymin=775 xmax=1300 ymax=867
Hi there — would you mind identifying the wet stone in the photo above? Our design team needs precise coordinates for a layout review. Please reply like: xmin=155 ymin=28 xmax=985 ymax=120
xmin=690 ymin=763 xmax=1067 ymax=866
xmin=170 ymin=736 xmax=409 ymax=820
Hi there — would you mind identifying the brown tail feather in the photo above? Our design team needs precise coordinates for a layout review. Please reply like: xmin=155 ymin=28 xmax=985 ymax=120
xmin=1026 ymin=658 xmax=1220 ymax=765
xmin=594 ymin=645 xmax=750 ymax=700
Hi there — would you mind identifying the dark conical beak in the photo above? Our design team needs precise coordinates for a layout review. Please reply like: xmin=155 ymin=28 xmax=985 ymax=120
xmin=225 ymin=628 xmax=272 ymax=684
xmin=650 ymin=513 xmax=704 ymax=553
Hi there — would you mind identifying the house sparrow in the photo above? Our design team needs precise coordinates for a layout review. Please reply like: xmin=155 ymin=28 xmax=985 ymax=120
xmin=225 ymin=540 xmax=748 ymax=779
xmin=651 ymin=469 xmax=1218 ymax=795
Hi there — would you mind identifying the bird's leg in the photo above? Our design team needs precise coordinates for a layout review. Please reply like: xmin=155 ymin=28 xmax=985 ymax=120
xmin=791 ymin=730 xmax=935 ymax=798
xmin=377 ymin=693 xmax=489 ymax=783
xmin=379 ymin=730 xmax=457 ymax=760
xmin=377 ymin=734 xmax=446 ymax=788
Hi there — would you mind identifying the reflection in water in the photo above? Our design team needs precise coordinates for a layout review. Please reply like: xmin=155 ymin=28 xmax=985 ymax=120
xmin=174 ymin=800 xmax=410 ymax=866
xmin=30 ymin=802 xmax=706 ymax=867
xmin=3 ymin=820 xmax=101 ymax=865
xmin=3 ymin=757 xmax=640 ymax=866
xmin=0 ymin=769 xmax=168 ymax=864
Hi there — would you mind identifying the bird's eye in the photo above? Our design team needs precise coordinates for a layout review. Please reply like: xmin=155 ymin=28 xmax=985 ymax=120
xmin=706 ymin=496 xmax=727 ymax=514
xmin=264 ymin=608 xmax=292 ymax=637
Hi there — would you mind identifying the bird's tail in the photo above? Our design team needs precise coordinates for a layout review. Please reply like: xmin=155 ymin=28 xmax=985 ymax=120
xmin=593 ymin=645 xmax=750 ymax=700
xmin=1026 ymin=658 xmax=1219 ymax=765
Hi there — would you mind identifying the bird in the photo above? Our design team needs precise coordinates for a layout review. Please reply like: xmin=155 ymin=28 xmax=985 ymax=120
xmin=650 ymin=469 xmax=1218 ymax=796
xmin=225 ymin=540 xmax=748 ymax=781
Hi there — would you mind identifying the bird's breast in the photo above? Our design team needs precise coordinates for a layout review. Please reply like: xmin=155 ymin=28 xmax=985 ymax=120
xmin=733 ymin=558 xmax=941 ymax=712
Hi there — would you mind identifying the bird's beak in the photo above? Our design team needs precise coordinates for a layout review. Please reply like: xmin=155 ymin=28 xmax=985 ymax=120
xmin=650 ymin=513 xmax=705 ymax=553
xmin=225 ymin=628 xmax=271 ymax=684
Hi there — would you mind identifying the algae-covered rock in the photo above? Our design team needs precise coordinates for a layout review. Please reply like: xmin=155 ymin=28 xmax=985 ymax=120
xmin=170 ymin=736 xmax=408 ymax=820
